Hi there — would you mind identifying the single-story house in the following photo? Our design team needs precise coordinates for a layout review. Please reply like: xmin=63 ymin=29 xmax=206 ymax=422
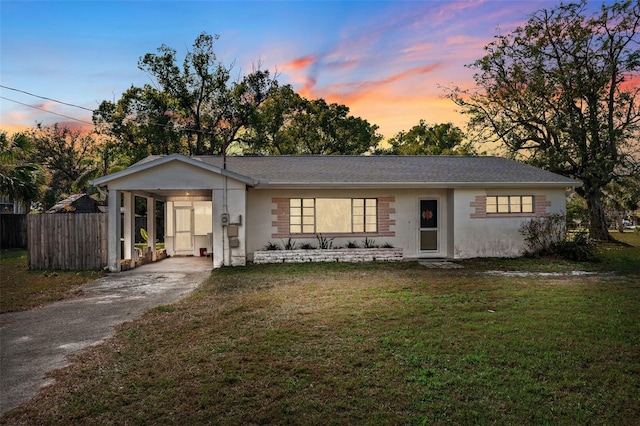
xmin=91 ymin=154 xmax=579 ymax=272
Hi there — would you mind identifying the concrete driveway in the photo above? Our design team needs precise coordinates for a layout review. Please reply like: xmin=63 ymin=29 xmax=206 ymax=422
xmin=0 ymin=256 xmax=212 ymax=414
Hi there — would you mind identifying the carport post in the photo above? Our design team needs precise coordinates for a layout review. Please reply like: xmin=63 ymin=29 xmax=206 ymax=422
xmin=123 ymin=191 xmax=135 ymax=264
xmin=146 ymin=195 xmax=156 ymax=261
xmin=107 ymin=189 xmax=122 ymax=272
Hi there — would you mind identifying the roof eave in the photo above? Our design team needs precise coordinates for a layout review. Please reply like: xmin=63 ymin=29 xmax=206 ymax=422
xmin=90 ymin=153 xmax=256 ymax=188
xmin=253 ymin=181 xmax=580 ymax=189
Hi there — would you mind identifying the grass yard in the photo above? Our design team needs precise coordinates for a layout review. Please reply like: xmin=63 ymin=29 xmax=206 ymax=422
xmin=0 ymin=249 xmax=104 ymax=314
xmin=1 ymin=233 xmax=639 ymax=425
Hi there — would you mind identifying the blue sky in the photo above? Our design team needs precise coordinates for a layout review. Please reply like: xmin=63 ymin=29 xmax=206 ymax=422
xmin=1 ymin=0 xmax=595 ymax=138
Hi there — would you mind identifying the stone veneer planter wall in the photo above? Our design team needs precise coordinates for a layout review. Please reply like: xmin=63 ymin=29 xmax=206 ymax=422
xmin=253 ymin=248 xmax=403 ymax=264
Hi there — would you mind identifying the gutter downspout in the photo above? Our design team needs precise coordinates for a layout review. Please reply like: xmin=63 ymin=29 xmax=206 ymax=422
xmin=222 ymin=144 xmax=228 ymax=266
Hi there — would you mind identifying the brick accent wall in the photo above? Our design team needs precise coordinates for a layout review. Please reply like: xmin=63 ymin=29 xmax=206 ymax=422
xmin=270 ymin=197 xmax=396 ymax=238
xmin=470 ymin=194 xmax=551 ymax=219
xmin=534 ymin=196 xmax=552 ymax=217
xmin=470 ymin=195 xmax=487 ymax=219
xmin=271 ymin=198 xmax=290 ymax=239
xmin=377 ymin=197 xmax=396 ymax=237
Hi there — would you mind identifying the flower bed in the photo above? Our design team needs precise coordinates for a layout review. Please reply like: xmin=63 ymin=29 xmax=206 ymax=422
xmin=253 ymin=248 xmax=403 ymax=264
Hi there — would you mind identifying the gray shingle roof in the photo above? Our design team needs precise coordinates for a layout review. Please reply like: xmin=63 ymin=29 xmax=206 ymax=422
xmin=190 ymin=155 xmax=578 ymax=187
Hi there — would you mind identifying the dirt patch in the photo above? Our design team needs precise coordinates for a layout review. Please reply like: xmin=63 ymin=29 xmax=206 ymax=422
xmin=483 ymin=270 xmax=605 ymax=277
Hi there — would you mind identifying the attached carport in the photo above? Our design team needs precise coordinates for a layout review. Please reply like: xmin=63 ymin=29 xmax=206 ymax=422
xmin=91 ymin=154 xmax=254 ymax=271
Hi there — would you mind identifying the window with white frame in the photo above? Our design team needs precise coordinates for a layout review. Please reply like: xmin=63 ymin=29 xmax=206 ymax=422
xmin=486 ymin=195 xmax=534 ymax=214
xmin=289 ymin=198 xmax=377 ymax=234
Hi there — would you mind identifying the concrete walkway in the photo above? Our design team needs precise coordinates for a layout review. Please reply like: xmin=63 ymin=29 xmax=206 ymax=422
xmin=0 ymin=256 xmax=212 ymax=414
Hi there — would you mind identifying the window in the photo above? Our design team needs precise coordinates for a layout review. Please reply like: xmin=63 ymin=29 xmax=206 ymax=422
xmin=193 ymin=201 xmax=212 ymax=235
xmin=486 ymin=196 xmax=534 ymax=214
xmin=289 ymin=198 xmax=377 ymax=234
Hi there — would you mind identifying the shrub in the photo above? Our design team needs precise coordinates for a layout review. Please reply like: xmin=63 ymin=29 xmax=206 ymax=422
xmin=363 ymin=237 xmax=377 ymax=248
xmin=300 ymin=242 xmax=316 ymax=250
xmin=316 ymin=234 xmax=334 ymax=249
xmin=346 ymin=241 xmax=359 ymax=248
xmin=520 ymin=214 xmax=597 ymax=262
xmin=382 ymin=242 xmax=394 ymax=248
xmin=281 ymin=238 xmax=296 ymax=250
xmin=554 ymin=230 xmax=598 ymax=262
xmin=520 ymin=213 xmax=566 ymax=256
xmin=263 ymin=241 xmax=280 ymax=251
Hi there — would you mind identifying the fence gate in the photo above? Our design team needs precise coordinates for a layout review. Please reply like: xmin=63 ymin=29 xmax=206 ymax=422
xmin=27 ymin=213 xmax=108 ymax=270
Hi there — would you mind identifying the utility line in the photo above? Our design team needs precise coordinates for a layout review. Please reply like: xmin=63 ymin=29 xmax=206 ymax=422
xmin=0 ymin=96 xmax=94 ymax=125
xmin=0 ymin=85 xmax=222 ymax=137
xmin=0 ymin=84 xmax=94 ymax=112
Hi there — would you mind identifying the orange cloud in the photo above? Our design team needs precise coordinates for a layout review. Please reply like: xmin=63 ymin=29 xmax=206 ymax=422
xmin=620 ymin=74 xmax=640 ymax=91
xmin=310 ymin=63 xmax=443 ymax=105
xmin=283 ymin=55 xmax=315 ymax=71
xmin=292 ymin=62 xmax=466 ymax=137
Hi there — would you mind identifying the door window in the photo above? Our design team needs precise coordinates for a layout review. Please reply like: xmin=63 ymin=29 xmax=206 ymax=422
xmin=419 ymin=199 xmax=439 ymax=252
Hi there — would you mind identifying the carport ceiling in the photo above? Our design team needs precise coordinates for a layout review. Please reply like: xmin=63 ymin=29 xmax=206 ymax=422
xmin=132 ymin=189 xmax=213 ymax=199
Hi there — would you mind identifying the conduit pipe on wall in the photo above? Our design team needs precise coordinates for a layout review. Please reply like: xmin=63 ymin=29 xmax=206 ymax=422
xmin=222 ymin=174 xmax=229 ymax=266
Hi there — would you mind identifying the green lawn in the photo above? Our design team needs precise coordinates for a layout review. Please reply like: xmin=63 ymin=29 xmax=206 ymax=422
xmin=2 ymin=234 xmax=639 ymax=425
xmin=0 ymin=249 xmax=104 ymax=314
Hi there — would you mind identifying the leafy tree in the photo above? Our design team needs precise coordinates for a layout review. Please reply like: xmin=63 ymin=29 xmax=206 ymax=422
xmin=242 ymin=85 xmax=304 ymax=154
xmin=448 ymin=0 xmax=640 ymax=240
xmin=28 ymin=124 xmax=101 ymax=210
xmin=244 ymin=87 xmax=381 ymax=155
xmin=93 ymin=86 xmax=185 ymax=163
xmin=565 ymin=192 xmax=589 ymax=229
xmin=137 ymin=32 xmax=229 ymax=155
xmin=603 ymin=176 xmax=640 ymax=232
xmin=95 ymin=32 xmax=278 ymax=159
xmin=375 ymin=121 xmax=476 ymax=155
xmin=218 ymin=68 xmax=279 ymax=156
xmin=0 ymin=131 xmax=44 ymax=212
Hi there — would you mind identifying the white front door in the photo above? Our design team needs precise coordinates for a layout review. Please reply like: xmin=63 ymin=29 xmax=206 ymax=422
xmin=419 ymin=199 xmax=440 ymax=255
xmin=174 ymin=206 xmax=193 ymax=253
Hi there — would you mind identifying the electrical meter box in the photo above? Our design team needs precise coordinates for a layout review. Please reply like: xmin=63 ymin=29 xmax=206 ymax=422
xmin=227 ymin=225 xmax=239 ymax=238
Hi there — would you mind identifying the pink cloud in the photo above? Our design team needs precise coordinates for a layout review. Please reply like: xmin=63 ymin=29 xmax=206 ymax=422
xmin=446 ymin=35 xmax=477 ymax=46
xmin=270 ymin=0 xmax=564 ymax=137
xmin=283 ymin=55 xmax=315 ymax=71
xmin=319 ymin=63 xmax=443 ymax=102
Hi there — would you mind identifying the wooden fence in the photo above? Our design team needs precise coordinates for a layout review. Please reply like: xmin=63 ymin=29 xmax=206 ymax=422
xmin=1 ymin=214 xmax=28 ymax=248
xmin=28 ymin=213 xmax=108 ymax=270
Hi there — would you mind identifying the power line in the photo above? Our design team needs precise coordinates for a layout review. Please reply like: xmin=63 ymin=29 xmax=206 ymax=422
xmin=0 ymin=86 xmax=221 ymax=137
xmin=0 ymin=96 xmax=94 ymax=126
xmin=0 ymin=84 xmax=94 ymax=112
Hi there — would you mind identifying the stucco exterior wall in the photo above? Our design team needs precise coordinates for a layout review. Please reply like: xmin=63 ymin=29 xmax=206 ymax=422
xmin=245 ymin=186 xmax=568 ymax=261
xmin=451 ymin=187 xmax=568 ymax=258
xmin=104 ymin=161 xmax=234 ymax=191
xmin=245 ymin=188 xmax=450 ymax=260
xmin=212 ymin=182 xmax=247 ymax=267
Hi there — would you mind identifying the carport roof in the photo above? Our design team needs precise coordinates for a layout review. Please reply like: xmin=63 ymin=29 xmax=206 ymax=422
xmin=93 ymin=153 xmax=580 ymax=189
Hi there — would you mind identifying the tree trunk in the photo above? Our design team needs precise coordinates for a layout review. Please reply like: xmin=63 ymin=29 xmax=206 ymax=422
xmin=615 ymin=213 xmax=625 ymax=234
xmin=586 ymin=191 xmax=614 ymax=241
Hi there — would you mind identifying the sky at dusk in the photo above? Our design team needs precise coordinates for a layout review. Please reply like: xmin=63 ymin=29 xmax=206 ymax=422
xmin=0 ymin=0 xmax=608 ymax=139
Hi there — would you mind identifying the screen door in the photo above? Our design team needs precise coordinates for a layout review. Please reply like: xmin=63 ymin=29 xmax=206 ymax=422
xmin=419 ymin=199 xmax=439 ymax=252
